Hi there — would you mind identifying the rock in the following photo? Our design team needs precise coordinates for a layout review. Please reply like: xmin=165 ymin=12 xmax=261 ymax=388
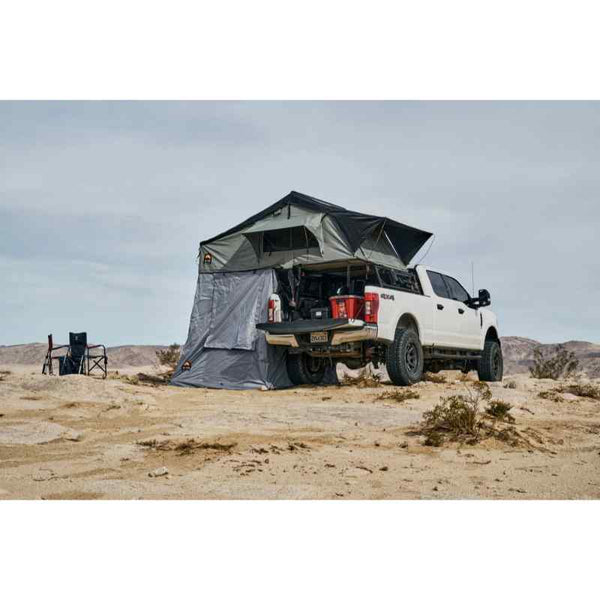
xmin=64 ymin=431 xmax=82 ymax=442
xmin=33 ymin=470 xmax=54 ymax=481
xmin=148 ymin=467 xmax=169 ymax=478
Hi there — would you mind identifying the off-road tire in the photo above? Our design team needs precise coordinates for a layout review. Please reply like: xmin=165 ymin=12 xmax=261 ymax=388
xmin=386 ymin=328 xmax=424 ymax=386
xmin=286 ymin=353 xmax=326 ymax=386
xmin=477 ymin=339 xmax=503 ymax=382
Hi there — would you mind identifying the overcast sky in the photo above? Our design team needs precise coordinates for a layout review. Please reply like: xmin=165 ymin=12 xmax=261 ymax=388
xmin=1 ymin=101 xmax=598 ymax=346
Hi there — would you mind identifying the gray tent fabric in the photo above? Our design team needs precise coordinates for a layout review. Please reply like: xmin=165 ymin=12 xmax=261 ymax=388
xmin=171 ymin=269 xmax=291 ymax=390
xmin=198 ymin=191 xmax=432 ymax=274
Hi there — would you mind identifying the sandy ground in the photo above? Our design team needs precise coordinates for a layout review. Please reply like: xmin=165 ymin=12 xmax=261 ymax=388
xmin=0 ymin=365 xmax=599 ymax=500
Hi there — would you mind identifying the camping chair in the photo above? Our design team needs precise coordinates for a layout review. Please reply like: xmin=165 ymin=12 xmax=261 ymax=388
xmin=42 ymin=334 xmax=69 ymax=376
xmin=41 ymin=332 xmax=108 ymax=378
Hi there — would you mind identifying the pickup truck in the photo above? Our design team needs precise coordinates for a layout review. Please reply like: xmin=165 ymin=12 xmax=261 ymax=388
xmin=256 ymin=264 xmax=502 ymax=386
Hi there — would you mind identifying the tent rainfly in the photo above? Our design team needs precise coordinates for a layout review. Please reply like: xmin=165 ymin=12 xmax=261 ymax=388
xmin=171 ymin=191 xmax=432 ymax=390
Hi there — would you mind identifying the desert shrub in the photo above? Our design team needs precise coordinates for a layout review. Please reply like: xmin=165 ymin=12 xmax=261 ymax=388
xmin=137 ymin=438 xmax=236 ymax=455
xmin=538 ymin=390 xmax=564 ymax=402
xmin=422 ymin=394 xmax=480 ymax=442
xmin=485 ymin=400 xmax=515 ymax=422
xmin=377 ymin=389 xmax=420 ymax=402
xmin=423 ymin=372 xmax=447 ymax=384
xmin=423 ymin=431 xmax=444 ymax=447
xmin=471 ymin=380 xmax=493 ymax=402
xmin=555 ymin=383 xmax=600 ymax=400
xmin=157 ymin=343 xmax=181 ymax=371
xmin=419 ymin=382 xmax=521 ymax=446
xmin=341 ymin=371 xmax=382 ymax=388
xmin=529 ymin=345 xmax=579 ymax=380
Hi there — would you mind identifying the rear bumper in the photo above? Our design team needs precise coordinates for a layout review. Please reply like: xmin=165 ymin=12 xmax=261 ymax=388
xmin=259 ymin=319 xmax=378 ymax=348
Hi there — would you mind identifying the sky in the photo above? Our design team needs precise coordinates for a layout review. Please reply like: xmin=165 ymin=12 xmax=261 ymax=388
xmin=1 ymin=101 xmax=599 ymax=347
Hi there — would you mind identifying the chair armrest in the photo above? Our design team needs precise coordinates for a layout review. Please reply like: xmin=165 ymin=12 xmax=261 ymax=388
xmin=87 ymin=344 xmax=106 ymax=351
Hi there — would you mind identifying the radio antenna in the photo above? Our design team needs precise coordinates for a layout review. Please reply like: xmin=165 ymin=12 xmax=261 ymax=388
xmin=471 ymin=261 xmax=475 ymax=296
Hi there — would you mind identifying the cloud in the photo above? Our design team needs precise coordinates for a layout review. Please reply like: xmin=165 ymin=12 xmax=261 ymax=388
xmin=1 ymin=101 xmax=599 ymax=345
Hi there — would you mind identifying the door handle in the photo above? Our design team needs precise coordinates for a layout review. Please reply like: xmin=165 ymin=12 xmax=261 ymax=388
xmin=437 ymin=304 xmax=444 ymax=310
xmin=458 ymin=308 xmax=465 ymax=314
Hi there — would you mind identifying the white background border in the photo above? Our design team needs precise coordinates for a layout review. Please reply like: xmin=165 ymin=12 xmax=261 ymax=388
xmin=1 ymin=1 xmax=599 ymax=598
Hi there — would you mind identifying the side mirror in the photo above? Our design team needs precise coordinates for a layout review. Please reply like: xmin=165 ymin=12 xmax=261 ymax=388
xmin=477 ymin=288 xmax=491 ymax=307
xmin=466 ymin=288 xmax=491 ymax=309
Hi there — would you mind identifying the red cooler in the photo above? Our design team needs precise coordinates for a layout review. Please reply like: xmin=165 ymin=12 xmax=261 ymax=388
xmin=329 ymin=295 xmax=365 ymax=320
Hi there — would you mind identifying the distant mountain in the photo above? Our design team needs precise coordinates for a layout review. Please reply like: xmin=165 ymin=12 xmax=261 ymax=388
xmin=2 ymin=337 xmax=600 ymax=377
xmin=0 ymin=343 xmax=170 ymax=369
xmin=501 ymin=336 xmax=600 ymax=378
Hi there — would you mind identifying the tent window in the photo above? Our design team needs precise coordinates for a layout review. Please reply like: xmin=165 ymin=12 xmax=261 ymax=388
xmin=262 ymin=226 xmax=319 ymax=253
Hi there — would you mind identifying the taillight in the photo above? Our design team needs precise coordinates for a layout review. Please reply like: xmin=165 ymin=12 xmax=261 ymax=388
xmin=364 ymin=292 xmax=379 ymax=323
xmin=268 ymin=299 xmax=275 ymax=323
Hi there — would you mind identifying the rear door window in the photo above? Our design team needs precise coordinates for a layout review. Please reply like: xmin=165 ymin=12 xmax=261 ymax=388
xmin=427 ymin=270 xmax=450 ymax=298
xmin=443 ymin=275 xmax=470 ymax=303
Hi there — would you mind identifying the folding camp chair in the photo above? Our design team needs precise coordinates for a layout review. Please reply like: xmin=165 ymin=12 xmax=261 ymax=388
xmin=42 ymin=334 xmax=68 ymax=376
xmin=42 ymin=332 xmax=108 ymax=378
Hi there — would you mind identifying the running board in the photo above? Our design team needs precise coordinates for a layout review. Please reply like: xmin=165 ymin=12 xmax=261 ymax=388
xmin=423 ymin=347 xmax=482 ymax=361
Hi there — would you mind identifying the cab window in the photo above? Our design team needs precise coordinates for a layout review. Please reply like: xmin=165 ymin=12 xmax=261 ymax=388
xmin=443 ymin=275 xmax=470 ymax=303
xmin=427 ymin=271 xmax=450 ymax=299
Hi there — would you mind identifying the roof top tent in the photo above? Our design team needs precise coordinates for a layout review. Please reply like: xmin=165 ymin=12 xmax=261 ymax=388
xmin=171 ymin=191 xmax=432 ymax=390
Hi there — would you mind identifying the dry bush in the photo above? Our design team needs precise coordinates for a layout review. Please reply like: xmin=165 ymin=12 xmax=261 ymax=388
xmin=485 ymin=400 xmax=515 ymax=422
xmin=156 ymin=343 xmax=181 ymax=371
xmin=422 ymin=394 xmax=480 ymax=445
xmin=555 ymin=383 xmax=600 ymax=400
xmin=538 ymin=390 xmax=564 ymax=403
xmin=377 ymin=389 xmax=420 ymax=402
xmin=341 ymin=371 xmax=382 ymax=388
xmin=137 ymin=438 xmax=236 ymax=455
xmin=423 ymin=372 xmax=447 ymax=384
xmin=529 ymin=345 xmax=579 ymax=380
xmin=419 ymin=382 xmax=519 ymax=447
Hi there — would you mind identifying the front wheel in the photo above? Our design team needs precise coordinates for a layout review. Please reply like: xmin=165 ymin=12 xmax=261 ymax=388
xmin=386 ymin=328 xmax=424 ymax=386
xmin=286 ymin=353 xmax=326 ymax=386
xmin=477 ymin=339 xmax=503 ymax=382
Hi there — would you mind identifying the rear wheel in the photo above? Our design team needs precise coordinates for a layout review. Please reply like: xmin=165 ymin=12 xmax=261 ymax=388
xmin=286 ymin=353 xmax=326 ymax=386
xmin=477 ymin=339 xmax=503 ymax=382
xmin=386 ymin=328 xmax=424 ymax=386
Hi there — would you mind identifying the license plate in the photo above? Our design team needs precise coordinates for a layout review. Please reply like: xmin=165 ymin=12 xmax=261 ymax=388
xmin=310 ymin=331 xmax=328 ymax=344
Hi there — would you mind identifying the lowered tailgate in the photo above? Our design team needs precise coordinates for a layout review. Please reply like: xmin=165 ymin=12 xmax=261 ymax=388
xmin=256 ymin=318 xmax=365 ymax=335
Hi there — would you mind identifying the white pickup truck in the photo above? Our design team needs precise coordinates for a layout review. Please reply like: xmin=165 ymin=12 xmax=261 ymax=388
xmin=256 ymin=264 xmax=502 ymax=386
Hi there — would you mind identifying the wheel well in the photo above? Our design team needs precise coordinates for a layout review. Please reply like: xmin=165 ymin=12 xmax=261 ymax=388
xmin=397 ymin=313 xmax=419 ymax=337
xmin=485 ymin=326 xmax=500 ymax=344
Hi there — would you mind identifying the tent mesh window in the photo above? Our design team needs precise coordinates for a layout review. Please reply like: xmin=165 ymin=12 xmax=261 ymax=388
xmin=262 ymin=226 xmax=319 ymax=253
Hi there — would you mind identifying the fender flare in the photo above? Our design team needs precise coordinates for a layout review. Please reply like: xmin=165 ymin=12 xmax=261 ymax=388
xmin=484 ymin=326 xmax=500 ymax=344
xmin=395 ymin=313 xmax=421 ymax=340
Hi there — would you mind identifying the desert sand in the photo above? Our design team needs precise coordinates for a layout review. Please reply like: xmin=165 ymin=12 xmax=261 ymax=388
xmin=0 ymin=366 xmax=599 ymax=500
